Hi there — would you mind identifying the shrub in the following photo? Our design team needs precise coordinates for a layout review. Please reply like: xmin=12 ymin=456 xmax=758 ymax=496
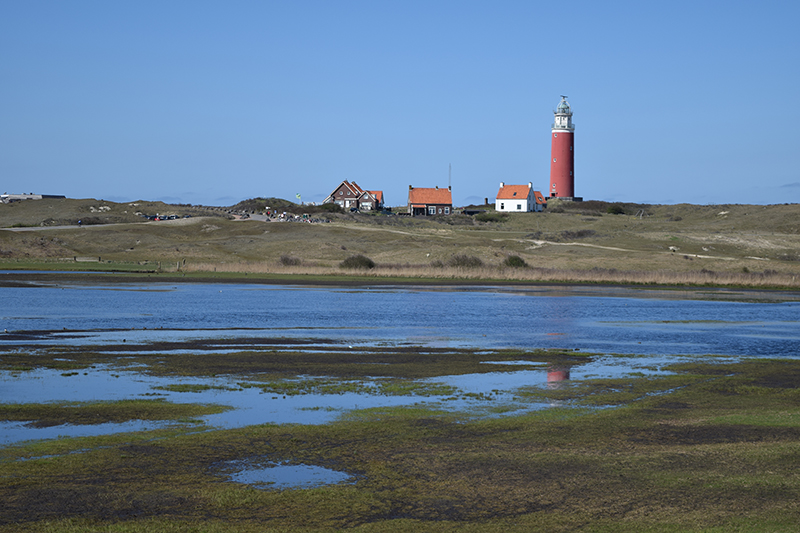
xmin=317 ymin=203 xmax=344 ymax=213
xmin=339 ymin=254 xmax=375 ymax=270
xmin=474 ymin=212 xmax=507 ymax=223
xmin=446 ymin=254 xmax=483 ymax=268
xmin=430 ymin=260 xmax=444 ymax=268
xmin=607 ymin=205 xmax=625 ymax=215
xmin=503 ymin=255 xmax=528 ymax=268
xmin=279 ymin=255 xmax=301 ymax=266
xmin=560 ymin=229 xmax=596 ymax=240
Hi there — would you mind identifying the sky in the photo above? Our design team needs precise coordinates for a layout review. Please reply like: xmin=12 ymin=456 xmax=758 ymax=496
xmin=2 ymin=0 xmax=799 ymax=207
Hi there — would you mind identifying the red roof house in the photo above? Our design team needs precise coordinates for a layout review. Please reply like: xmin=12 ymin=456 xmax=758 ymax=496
xmin=495 ymin=182 xmax=545 ymax=212
xmin=408 ymin=185 xmax=453 ymax=216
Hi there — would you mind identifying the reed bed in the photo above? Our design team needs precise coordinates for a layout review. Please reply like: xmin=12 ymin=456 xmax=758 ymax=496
xmin=182 ymin=260 xmax=800 ymax=289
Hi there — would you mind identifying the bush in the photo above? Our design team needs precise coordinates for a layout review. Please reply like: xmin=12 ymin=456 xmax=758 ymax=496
xmin=559 ymin=229 xmax=596 ymax=240
xmin=446 ymin=254 xmax=483 ymax=268
xmin=339 ymin=254 xmax=375 ymax=270
xmin=474 ymin=212 xmax=507 ymax=223
xmin=279 ymin=255 xmax=301 ymax=266
xmin=317 ymin=203 xmax=344 ymax=213
xmin=430 ymin=260 xmax=444 ymax=268
xmin=503 ymin=255 xmax=528 ymax=268
xmin=607 ymin=205 xmax=625 ymax=215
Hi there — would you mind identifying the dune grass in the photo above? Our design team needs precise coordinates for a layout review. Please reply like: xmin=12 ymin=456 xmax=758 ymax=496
xmin=2 ymin=198 xmax=799 ymax=289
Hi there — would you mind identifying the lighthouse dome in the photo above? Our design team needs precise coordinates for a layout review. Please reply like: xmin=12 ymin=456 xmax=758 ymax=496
xmin=556 ymin=98 xmax=571 ymax=113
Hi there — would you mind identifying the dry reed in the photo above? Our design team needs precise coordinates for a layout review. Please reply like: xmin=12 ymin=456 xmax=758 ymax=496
xmin=181 ymin=261 xmax=800 ymax=288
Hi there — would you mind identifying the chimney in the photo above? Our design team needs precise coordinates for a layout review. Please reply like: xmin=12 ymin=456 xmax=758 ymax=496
xmin=500 ymin=182 xmax=504 ymax=188
xmin=409 ymin=185 xmax=413 ymax=190
xmin=528 ymin=182 xmax=532 ymax=188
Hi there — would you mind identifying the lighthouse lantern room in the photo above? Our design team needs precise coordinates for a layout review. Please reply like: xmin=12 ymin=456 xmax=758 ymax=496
xmin=549 ymin=96 xmax=581 ymax=201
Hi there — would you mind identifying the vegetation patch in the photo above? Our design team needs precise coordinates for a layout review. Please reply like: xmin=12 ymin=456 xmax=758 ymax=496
xmin=278 ymin=254 xmax=301 ymax=266
xmin=238 ymin=377 xmax=459 ymax=397
xmin=474 ymin=211 xmax=507 ymax=223
xmin=0 ymin=399 xmax=228 ymax=427
xmin=151 ymin=384 xmax=235 ymax=393
xmin=2 ymin=348 xmax=800 ymax=531
xmin=446 ymin=254 xmax=484 ymax=268
xmin=503 ymin=255 xmax=528 ymax=268
xmin=2 ymin=359 xmax=800 ymax=531
xmin=339 ymin=254 xmax=375 ymax=270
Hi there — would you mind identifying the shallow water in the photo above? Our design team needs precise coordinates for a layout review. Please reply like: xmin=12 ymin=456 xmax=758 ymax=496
xmin=222 ymin=459 xmax=354 ymax=490
xmin=2 ymin=282 xmax=798 ymax=489
xmin=2 ymin=283 xmax=798 ymax=356
xmin=0 ymin=354 xmax=710 ymax=446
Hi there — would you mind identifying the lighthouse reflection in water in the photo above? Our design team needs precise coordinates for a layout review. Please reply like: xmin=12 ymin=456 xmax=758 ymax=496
xmin=547 ymin=366 xmax=571 ymax=389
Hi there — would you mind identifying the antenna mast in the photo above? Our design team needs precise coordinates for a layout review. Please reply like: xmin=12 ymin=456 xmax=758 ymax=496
xmin=448 ymin=163 xmax=451 ymax=189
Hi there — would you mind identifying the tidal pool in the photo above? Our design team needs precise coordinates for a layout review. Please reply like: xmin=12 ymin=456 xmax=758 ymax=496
xmin=0 ymin=354 xmax=703 ymax=446
xmin=221 ymin=459 xmax=355 ymax=490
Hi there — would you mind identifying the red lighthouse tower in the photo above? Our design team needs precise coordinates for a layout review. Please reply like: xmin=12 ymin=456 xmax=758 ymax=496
xmin=549 ymin=96 xmax=579 ymax=200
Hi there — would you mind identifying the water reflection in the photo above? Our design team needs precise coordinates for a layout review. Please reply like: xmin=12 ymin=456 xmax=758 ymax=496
xmin=546 ymin=365 xmax=570 ymax=389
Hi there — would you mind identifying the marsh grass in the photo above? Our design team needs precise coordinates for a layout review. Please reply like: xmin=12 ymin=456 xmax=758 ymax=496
xmin=151 ymin=384 xmax=235 ymax=393
xmin=239 ymin=377 xmax=459 ymax=397
xmin=0 ymin=399 xmax=229 ymax=426
xmin=181 ymin=260 xmax=800 ymax=288
xmin=3 ymin=341 xmax=800 ymax=532
xmin=2 ymin=343 xmax=575 ymax=380
xmin=2 ymin=359 xmax=800 ymax=531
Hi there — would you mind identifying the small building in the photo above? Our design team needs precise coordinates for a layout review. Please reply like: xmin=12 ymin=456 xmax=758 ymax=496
xmin=323 ymin=180 xmax=384 ymax=211
xmin=408 ymin=185 xmax=453 ymax=216
xmin=495 ymin=182 xmax=545 ymax=212
xmin=1 ymin=193 xmax=66 ymax=204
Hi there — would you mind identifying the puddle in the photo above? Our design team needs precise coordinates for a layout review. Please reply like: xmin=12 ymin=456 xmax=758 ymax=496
xmin=0 ymin=353 xmax=720 ymax=446
xmin=221 ymin=459 xmax=355 ymax=490
xmin=0 ymin=419 xmax=175 ymax=445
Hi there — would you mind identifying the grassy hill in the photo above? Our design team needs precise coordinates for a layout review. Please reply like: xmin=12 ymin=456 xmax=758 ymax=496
xmin=1 ymin=197 xmax=798 ymax=287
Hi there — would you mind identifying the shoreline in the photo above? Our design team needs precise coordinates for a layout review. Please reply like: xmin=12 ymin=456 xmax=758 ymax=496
xmin=2 ymin=269 xmax=800 ymax=301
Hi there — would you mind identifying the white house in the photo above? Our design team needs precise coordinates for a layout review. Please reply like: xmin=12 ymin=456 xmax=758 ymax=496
xmin=495 ymin=182 xmax=545 ymax=212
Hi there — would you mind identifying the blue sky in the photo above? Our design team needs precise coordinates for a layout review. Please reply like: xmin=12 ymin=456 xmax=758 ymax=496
xmin=2 ymin=0 xmax=799 ymax=207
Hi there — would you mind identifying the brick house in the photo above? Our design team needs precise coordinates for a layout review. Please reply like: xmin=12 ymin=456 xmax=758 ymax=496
xmin=323 ymin=180 xmax=384 ymax=211
xmin=408 ymin=185 xmax=453 ymax=216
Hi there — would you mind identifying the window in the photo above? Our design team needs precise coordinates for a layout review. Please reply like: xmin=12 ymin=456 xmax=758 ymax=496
xmin=339 ymin=191 xmax=343 ymax=195
xmin=517 ymin=204 xmax=521 ymax=210
xmin=500 ymin=203 xmax=504 ymax=209
xmin=438 ymin=208 xmax=442 ymax=214
xmin=444 ymin=207 xmax=450 ymax=214
xmin=428 ymin=206 xmax=436 ymax=215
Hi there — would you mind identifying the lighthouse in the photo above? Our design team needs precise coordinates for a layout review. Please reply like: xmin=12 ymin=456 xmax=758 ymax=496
xmin=549 ymin=96 xmax=580 ymax=200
